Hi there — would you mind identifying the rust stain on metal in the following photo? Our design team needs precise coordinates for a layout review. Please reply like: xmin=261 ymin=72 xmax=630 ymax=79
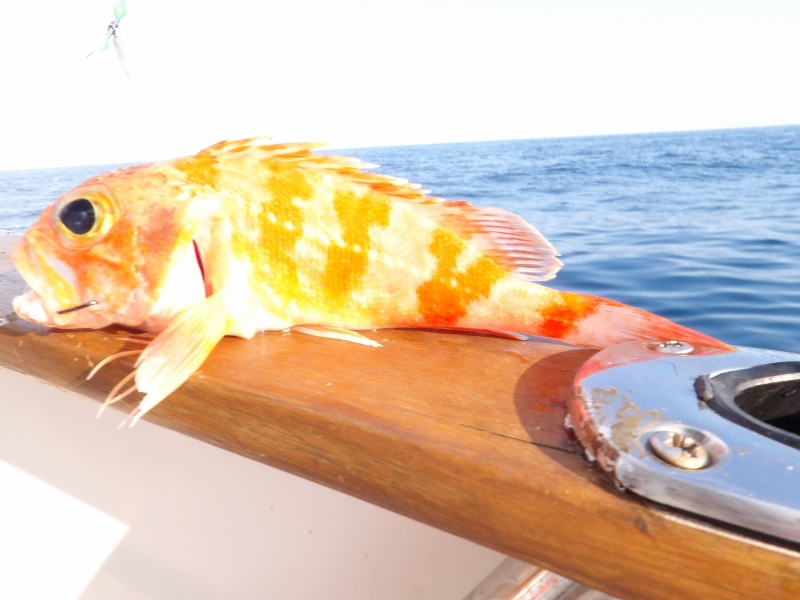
xmin=589 ymin=387 xmax=618 ymax=410
xmin=610 ymin=398 xmax=660 ymax=452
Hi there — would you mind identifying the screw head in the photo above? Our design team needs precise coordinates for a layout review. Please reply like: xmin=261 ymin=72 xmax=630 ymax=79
xmin=654 ymin=340 xmax=695 ymax=355
xmin=648 ymin=430 xmax=710 ymax=470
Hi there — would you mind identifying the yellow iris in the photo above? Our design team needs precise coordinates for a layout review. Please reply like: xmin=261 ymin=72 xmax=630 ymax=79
xmin=53 ymin=191 xmax=117 ymax=249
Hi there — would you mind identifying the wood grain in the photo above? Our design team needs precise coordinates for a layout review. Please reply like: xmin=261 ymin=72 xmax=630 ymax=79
xmin=1 ymin=231 xmax=798 ymax=599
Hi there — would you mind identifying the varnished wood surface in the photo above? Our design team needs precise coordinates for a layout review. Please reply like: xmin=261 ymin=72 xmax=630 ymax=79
xmin=1 ymin=230 xmax=798 ymax=599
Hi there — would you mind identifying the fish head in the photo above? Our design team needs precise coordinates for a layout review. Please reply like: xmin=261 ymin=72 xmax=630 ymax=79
xmin=12 ymin=163 xmax=210 ymax=331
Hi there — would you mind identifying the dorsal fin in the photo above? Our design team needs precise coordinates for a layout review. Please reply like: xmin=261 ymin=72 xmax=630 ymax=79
xmin=197 ymin=138 xmax=563 ymax=282
xmin=424 ymin=202 xmax=563 ymax=282
xmin=198 ymin=138 xmax=431 ymax=198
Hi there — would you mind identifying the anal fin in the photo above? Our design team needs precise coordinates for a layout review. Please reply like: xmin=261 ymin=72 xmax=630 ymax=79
xmin=291 ymin=325 xmax=382 ymax=348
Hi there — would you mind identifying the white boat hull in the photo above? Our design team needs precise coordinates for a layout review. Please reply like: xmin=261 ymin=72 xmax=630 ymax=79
xmin=0 ymin=368 xmax=501 ymax=599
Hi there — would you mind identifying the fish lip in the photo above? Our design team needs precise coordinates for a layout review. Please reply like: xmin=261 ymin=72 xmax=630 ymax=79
xmin=11 ymin=234 xmax=94 ymax=327
xmin=12 ymin=289 xmax=50 ymax=325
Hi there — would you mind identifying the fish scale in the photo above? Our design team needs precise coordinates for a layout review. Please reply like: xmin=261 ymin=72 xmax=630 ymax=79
xmin=11 ymin=138 xmax=730 ymax=424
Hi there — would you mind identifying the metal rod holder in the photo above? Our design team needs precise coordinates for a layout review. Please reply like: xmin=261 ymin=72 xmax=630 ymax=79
xmin=464 ymin=557 xmax=616 ymax=600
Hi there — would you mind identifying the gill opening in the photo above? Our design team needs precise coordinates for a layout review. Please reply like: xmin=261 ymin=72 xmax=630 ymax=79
xmin=193 ymin=239 xmax=211 ymax=298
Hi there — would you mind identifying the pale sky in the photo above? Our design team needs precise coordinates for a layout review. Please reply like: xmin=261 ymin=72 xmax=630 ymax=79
xmin=1 ymin=0 xmax=799 ymax=169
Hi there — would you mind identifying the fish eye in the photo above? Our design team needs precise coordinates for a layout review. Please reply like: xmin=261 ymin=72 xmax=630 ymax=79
xmin=53 ymin=189 xmax=117 ymax=248
xmin=59 ymin=198 xmax=96 ymax=235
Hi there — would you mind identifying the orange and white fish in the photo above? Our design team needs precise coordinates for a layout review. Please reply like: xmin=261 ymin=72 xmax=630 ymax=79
xmin=12 ymin=138 xmax=729 ymax=424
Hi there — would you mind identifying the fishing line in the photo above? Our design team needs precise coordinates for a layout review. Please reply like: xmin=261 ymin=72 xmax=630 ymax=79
xmin=86 ymin=0 xmax=131 ymax=78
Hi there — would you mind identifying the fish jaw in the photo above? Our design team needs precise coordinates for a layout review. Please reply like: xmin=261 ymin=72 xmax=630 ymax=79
xmin=11 ymin=233 xmax=107 ymax=329
xmin=13 ymin=290 xmax=53 ymax=325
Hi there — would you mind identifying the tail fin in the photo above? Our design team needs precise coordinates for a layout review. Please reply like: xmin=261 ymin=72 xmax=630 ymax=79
xmin=558 ymin=294 xmax=731 ymax=350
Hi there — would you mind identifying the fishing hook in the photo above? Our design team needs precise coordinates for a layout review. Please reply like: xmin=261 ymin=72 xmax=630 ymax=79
xmin=57 ymin=300 xmax=100 ymax=315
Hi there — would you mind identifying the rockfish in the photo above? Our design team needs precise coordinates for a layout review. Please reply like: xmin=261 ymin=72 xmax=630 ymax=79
xmin=12 ymin=139 xmax=728 ymax=424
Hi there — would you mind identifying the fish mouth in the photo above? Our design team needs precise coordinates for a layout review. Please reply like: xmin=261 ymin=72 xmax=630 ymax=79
xmin=12 ymin=233 xmax=210 ymax=330
xmin=11 ymin=233 xmax=100 ymax=328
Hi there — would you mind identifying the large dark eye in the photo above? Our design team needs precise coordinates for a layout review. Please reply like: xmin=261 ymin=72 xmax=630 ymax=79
xmin=59 ymin=198 xmax=96 ymax=235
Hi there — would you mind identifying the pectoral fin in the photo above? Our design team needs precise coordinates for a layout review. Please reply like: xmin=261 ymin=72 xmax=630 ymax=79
xmin=126 ymin=293 xmax=232 ymax=426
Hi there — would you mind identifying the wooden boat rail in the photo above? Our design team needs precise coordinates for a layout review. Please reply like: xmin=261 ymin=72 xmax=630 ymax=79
xmin=1 ymin=230 xmax=798 ymax=599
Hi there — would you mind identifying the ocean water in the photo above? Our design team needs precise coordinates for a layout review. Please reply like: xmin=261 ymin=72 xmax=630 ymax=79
xmin=2 ymin=126 xmax=798 ymax=351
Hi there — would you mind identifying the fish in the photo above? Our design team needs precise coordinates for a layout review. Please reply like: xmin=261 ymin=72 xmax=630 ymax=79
xmin=11 ymin=138 xmax=730 ymax=425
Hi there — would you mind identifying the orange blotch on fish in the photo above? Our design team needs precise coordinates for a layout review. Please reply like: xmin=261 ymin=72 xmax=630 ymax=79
xmin=171 ymin=154 xmax=221 ymax=188
xmin=266 ymin=162 xmax=317 ymax=202
xmin=244 ymin=172 xmax=310 ymax=308
xmin=416 ymin=229 xmax=506 ymax=326
xmin=321 ymin=188 xmax=392 ymax=312
xmin=535 ymin=292 xmax=598 ymax=340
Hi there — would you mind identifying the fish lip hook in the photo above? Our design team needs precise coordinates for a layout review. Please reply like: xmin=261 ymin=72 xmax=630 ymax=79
xmin=57 ymin=300 xmax=100 ymax=315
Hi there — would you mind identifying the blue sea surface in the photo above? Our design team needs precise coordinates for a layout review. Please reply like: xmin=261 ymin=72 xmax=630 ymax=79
xmin=2 ymin=126 xmax=798 ymax=350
